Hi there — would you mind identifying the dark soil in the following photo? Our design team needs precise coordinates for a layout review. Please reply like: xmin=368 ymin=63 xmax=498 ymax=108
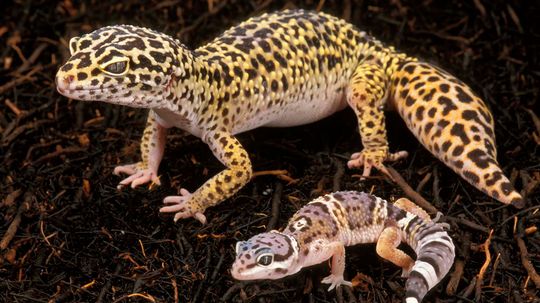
xmin=1 ymin=1 xmax=539 ymax=302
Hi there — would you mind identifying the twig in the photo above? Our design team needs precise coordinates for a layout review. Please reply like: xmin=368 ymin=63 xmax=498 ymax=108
xmin=177 ymin=0 xmax=228 ymax=38
xmin=489 ymin=253 xmax=501 ymax=286
xmin=210 ymin=250 xmax=225 ymax=281
xmin=432 ymin=165 xmax=441 ymax=205
xmin=473 ymin=0 xmax=486 ymax=16
xmin=97 ymin=262 xmax=123 ymax=303
xmin=1 ymin=119 xmax=54 ymax=146
xmin=461 ymin=276 xmax=477 ymax=298
xmin=524 ymin=109 xmax=540 ymax=137
xmin=447 ymin=259 xmax=465 ymax=295
xmin=0 ymin=192 xmax=31 ymax=250
xmin=112 ymin=293 xmax=156 ymax=303
xmin=332 ymin=158 xmax=344 ymax=192
xmin=344 ymin=286 xmax=357 ymax=303
xmin=387 ymin=166 xmax=438 ymax=214
xmin=0 ymin=64 xmax=43 ymax=95
xmin=522 ymin=170 xmax=540 ymax=198
xmin=40 ymin=220 xmax=59 ymax=256
xmin=4 ymin=99 xmax=25 ymax=116
xmin=475 ymin=229 xmax=494 ymax=301
xmin=447 ymin=232 xmax=470 ymax=295
xmin=170 ymin=275 xmax=178 ymax=303
xmin=267 ymin=181 xmax=283 ymax=231
xmin=415 ymin=172 xmax=432 ymax=193
xmin=30 ymin=146 xmax=86 ymax=165
xmin=252 ymin=169 xmax=288 ymax=178
xmin=24 ymin=139 xmax=62 ymax=163
xmin=336 ymin=285 xmax=344 ymax=303
xmin=515 ymin=225 xmax=540 ymax=288
xmin=14 ymin=42 xmax=48 ymax=74
xmin=253 ymin=169 xmax=297 ymax=184
xmin=1 ymin=188 xmax=22 ymax=208
xmin=311 ymin=176 xmax=328 ymax=196
xmin=192 ymin=246 xmax=212 ymax=303
xmin=221 ymin=283 xmax=244 ymax=302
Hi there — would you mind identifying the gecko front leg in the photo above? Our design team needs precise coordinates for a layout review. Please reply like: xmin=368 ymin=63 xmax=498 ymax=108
xmin=114 ymin=110 xmax=167 ymax=188
xmin=346 ymin=63 xmax=408 ymax=179
xmin=160 ymin=130 xmax=252 ymax=224
xmin=320 ymin=242 xmax=353 ymax=291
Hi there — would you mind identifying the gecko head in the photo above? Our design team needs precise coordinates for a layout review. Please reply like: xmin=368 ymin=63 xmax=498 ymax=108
xmin=231 ymin=231 xmax=301 ymax=281
xmin=55 ymin=25 xmax=185 ymax=108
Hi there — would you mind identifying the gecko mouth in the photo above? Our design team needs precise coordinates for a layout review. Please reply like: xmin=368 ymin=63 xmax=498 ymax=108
xmin=56 ymin=85 xmax=123 ymax=99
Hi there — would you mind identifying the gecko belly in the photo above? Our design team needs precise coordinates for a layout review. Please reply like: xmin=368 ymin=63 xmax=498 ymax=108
xmin=232 ymin=85 xmax=349 ymax=133
xmin=264 ymin=94 xmax=348 ymax=127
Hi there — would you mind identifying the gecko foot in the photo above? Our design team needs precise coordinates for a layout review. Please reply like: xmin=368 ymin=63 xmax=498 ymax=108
xmin=321 ymin=274 xmax=352 ymax=291
xmin=114 ymin=163 xmax=160 ymax=189
xmin=347 ymin=149 xmax=408 ymax=180
xmin=160 ymin=189 xmax=207 ymax=224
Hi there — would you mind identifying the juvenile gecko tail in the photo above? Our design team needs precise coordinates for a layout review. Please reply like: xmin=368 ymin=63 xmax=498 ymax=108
xmin=391 ymin=61 xmax=523 ymax=208
xmin=400 ymin=215 xmax=455 ymax=303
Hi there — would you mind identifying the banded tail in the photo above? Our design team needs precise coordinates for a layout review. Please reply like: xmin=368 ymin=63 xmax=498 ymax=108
xmin=390 ymin=61 xmax=523 ymax=208
xmin=395 ymin=210 xmax=455 ymax=303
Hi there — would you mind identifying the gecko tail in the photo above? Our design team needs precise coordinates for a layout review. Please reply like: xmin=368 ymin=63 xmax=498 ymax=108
xmin=457 ymin=156 xmax=524 ymax=207
xmin=391 ymin=61 xmax=523 ymax=208
xmin=403 ymin=219 xmax=455 ymax=303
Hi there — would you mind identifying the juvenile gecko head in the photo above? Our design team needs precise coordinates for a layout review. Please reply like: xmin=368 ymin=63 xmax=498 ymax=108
xmin=231 ymin=231 xmax=301 ymax=281
xmin=56 ymin=25 xmax=190 ymax=108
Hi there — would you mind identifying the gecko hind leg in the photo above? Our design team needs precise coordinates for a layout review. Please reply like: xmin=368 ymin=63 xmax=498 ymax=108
xmin=346 ymin=63 xmax=408 ymax=180
xmin=376 ymin=226 xmax=415 ymax=278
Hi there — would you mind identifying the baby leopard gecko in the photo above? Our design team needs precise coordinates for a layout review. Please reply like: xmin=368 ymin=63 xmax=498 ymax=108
xmin=232 ymin=191 xmax=455 ymax=303
xmin=55 ymin=10 xmax=523 ymax=223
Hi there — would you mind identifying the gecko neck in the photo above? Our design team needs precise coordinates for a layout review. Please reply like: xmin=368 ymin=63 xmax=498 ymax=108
xmin=150 ymin=43 xmax=213 ymax=134
xmin=282 ymin=230 xmax=331 ymax=268
xmin=160 ymin=43 xmax=236 ymax=132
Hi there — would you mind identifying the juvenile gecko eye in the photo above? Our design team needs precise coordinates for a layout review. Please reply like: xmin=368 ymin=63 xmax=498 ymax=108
xmin=256 ymin=253 xmax=273 ymax=266
xmin=101 ymin=59 xmax=129 ymax=76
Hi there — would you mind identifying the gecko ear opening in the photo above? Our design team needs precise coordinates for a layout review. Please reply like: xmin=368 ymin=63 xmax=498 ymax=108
xmin=69 ymin=36 xmax=80 ymax=55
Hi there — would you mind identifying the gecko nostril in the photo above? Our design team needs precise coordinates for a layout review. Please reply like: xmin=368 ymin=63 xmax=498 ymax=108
xmin=64 ymin=75 xmax=75 ymax=83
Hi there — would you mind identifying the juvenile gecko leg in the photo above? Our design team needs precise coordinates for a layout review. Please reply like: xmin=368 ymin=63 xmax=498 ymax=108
xmin=346 ymin=63 xmax=408 ymax=179
xmin=376 ymin=226 xmax=415 ymax=277
xmin=160 ymin=130 xmax=252 ymax=224
xmin=114 ymin=110 xmax=166 ymax=188
xmin=321 ymin=243 xmax=353 ymax=290
xmin=393 ymin=197 xmax=431 ymax=221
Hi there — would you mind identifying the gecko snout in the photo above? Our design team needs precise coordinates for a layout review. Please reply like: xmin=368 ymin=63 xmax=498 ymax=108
xmin=56 ymin=74 xmax=74 ymax=93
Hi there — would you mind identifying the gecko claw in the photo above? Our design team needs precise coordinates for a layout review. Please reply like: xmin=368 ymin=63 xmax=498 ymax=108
xmin=321 ymin=274 xmax=352 ymax=291
xmin=114 ymin=163 xmax=160 ymax=189
xmin=348 ymin=149 xmax=408 ymax=181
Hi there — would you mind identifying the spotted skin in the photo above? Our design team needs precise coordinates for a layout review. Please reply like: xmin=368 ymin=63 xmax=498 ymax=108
xmin=55 ymin=10 xmax=522 ymax=223
xmin=232 ymin=191 xmax=456 ymax=303
xmin=390 ymin=62 xmax=522 ymax=206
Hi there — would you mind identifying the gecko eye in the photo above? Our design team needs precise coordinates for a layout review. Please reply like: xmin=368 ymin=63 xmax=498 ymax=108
xmin=256 ymin=253 xmax=274 ymax=266
xmin=100 ymin=59 xmax=129 ymax=76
